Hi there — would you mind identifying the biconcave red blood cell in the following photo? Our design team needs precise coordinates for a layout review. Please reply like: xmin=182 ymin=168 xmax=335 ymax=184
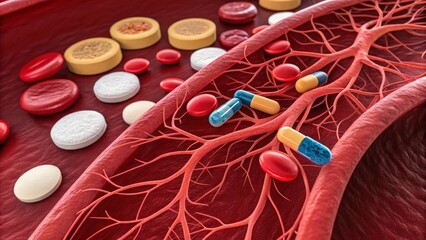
xmin=219 ymin=29 xmax=250 ymax=48
xmin=259 ymin=150 xmax=299 ymax=182
xmin=123 ymin=58 xmax=150 ymax=74
xmin=252 ymin=25 xmax=269 ymax=34
xmin=20 ymin=79 xmax=79 ymax=115
xmin=0 ymin=120 xmax=10 ymax=144
xmin=264 ymin=40 xmax=291 ymax=55
xmin=272 ymin=63 xmax=301 ymax=82
xmin=218 ymin=2 xmax=258 ymax=24
xmin=156 ymin=49 xmax=181 ymax=65
xmin=159 ymin=77 xmax=184 ymax=92
xmin=186 ymin=94 xmax=218 ymax=117
xmin=19 ymin=52 xmax=64 ymax=83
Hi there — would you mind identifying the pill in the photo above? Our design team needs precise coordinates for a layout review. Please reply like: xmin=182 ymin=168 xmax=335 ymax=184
xmin=190 ymin=47 xmax=226 ymax=71
xmin=234 ymin=89 xmax=280 ymax=115
xmin=295 ymin=71 xmax=328 ymax=93
xmin=124 ymin=58 xmax=150 ymax=74
xmin=186 ymin=94 xmax=218 ymax=117
xmin=122 ymin=100 xmax=156 ymax=125
xmin=264 ymin=40 xmax=291 ymax=55
xmin=110 ymin=17 xmax=161 ymax=50
xmin=160 ymin=77 xmax=184 ymax=92
xmin=268 ymin=11 xmax=294 ymax=25
xmin=259 ymin=0 xmax=301 ymax=11
xmin=0 ymin=120 xmax=10 ymax=144
xmin=19 ymin=52 xmax=64 ymax=83
xmin=209 ymin=98 xmax=241 ymax=127
xmin=272 ymin=63 xmax=301 ymax=82
xmin=277 ymin=127 xmax=332 ymax=165
xmin=93 ymin=72 xmax=140 ymax=103
xmin=168 ymin=18 xmax=216 ymax=50
xmin=219 ymin=29 xmax=250 ymax=49
xmin=259 ymin=150 xmax=298 ymax=182
xmin=156 ymin=49 xmax=181 ymax=65
xmin=64 ymin=37 xmax=122 ymax=75
xmin=218 ymin=2 xmax=258 ymax=24
xmin=14 ymin=164 xmax=62 ymax=203
xmin=51 ymin=110 xmax=107 ymax=150
xmin=19 ymin=79 xmax=79 ymax=115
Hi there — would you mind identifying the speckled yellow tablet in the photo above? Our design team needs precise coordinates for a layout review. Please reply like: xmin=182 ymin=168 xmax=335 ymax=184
xmin=64 ymin=37 xmax=122 ymax=75
xmin=259 ymin=0 xmax=301 ymax=11
xmin=168 ymin=18 xmax=216 ymax=50
xmin=110 ymin=17 xmax=161 ymax=50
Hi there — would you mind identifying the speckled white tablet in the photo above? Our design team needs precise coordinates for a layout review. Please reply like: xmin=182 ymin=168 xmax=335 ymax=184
xmin=122 ymin=100 xmax=156 ymax=125
xmin=268 ymin=11 xmax=294 ymax=25
xmin=190 ymin=47 xmax=226 ymax=71
xmin=14 ymin=164 xmax=62 ymax=203
xmin=50 ymin=110 xmax=107 ymax=150
xmin=94 ymin=71 xmax=140 ymax=103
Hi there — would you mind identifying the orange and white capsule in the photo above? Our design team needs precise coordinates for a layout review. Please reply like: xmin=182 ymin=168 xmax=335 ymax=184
xmin=234 ymin=90 xmax=280 ymax=115
xmin=277 ymin=127 xmax=332 ymax=165
xmin=295 ymin=71 xmax=328 ymax=93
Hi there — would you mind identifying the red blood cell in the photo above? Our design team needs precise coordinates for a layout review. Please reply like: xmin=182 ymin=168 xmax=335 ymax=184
xmin=124 ymin=58 xmax=150 ymax=74
xmin=252 ymin=25 xmax=269 ymax=34
xmin=19 ymin=52 xmax=64 ymax=83
xmin=219 ymin=29 xmax=250 ymax=49
xmin=0 ymin=120 xmax=10 ymax=144
xmin=218 ymin=2 xmax=258 ymax=24
xmin=264 ymin=40 xmax=291 ymax=55
xmin=272 ymin=63 xmax=301 ymax=82
xmin=186 ymin=94 xmax=218 ymax=117
xmin=259 ymin=150 xmax=298 ymax=182
xmin=160 ymin=77 xmax=184 ymax=92
xmin=20 ymin=79 xmax=80 ymax=115
xmin=156 ymin=49 xmax=181 ymax=65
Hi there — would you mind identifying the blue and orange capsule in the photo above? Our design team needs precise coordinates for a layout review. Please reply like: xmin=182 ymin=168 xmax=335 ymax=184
xmin=234 ymin=90 xmax=280 ymax=115
xmin=209 ymin=98 xmax=242 ymax=127
xmin=295 ymin=71 xmax=328 ymax=93
xmin=277 ymin=127 xmax=332 ymax=165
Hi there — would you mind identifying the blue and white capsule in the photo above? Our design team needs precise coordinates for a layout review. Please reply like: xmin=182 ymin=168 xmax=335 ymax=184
xmin=295 ymin=71 xmax=328 ymax=93
xmin=234 ymin=90 xmax=280 ymax=115
xmin=209 ymin=98 xmax=242 ymax=127
xmin=277 ymin=127 xmax=332 ymax=165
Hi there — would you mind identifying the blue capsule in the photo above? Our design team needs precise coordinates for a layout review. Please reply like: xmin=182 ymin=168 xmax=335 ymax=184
xmin=209 ymin=98 xmax=242 ymax=127
xmin=234 ymin=90 xmax=280 ymax=115
xmin=277 ymin=127 xmax=332 ymax=165
xmin=297 ymin=137 xmax=332 ymax=165
xmin=295 ymin=71 xmax=328 ymax=93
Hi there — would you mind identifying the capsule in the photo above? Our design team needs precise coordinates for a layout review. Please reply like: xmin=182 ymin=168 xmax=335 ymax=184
xmin=209 ymin=98 xmax=242 ymax=127
xmin=277 ymin=127 xmax=332 ymax=165
xmin=295 ymin=71 xmax=328 ymax=93
xmin=234 ymin=90 xmax=280 ymax=115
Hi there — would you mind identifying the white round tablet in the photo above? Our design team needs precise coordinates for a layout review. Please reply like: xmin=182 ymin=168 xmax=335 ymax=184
xmin=14 ymin=164 xmax=62 ymax=203
xmin=268 ymin=11 xmax=294 ymax=25
xmin=94 ymin=71 xmax=140 ymax=103
xmin=122 ymin=100 xmax=156 ymax=125
xmin=190 ymin=47 xmax=226 ymax=71
xmin=51 ymin=110 xmax=107 ymax=150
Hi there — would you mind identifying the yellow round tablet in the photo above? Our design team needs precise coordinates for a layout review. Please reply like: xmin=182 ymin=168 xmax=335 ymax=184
xmin=259 ymin=0 xmax=301 ymax=11
xmin=168 ymin=18 xmax=216 ymax=50
xmin=64 ymin=37 xmax=122 ymax=75
xmin=110 ymin=17 xmax=161 ymax=50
